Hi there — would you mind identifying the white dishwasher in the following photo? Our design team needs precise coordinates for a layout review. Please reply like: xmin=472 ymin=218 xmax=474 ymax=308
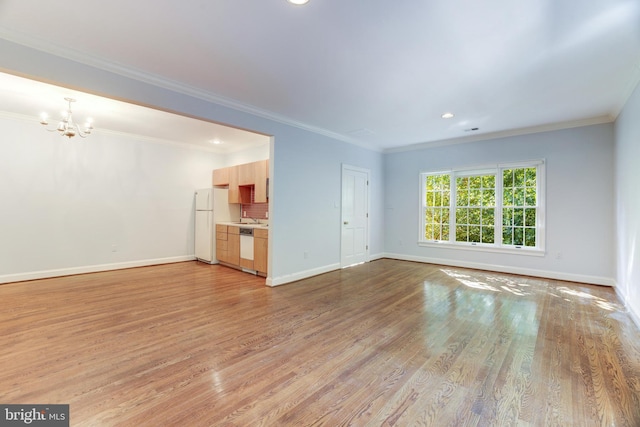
xmin=239 ymin=228 xmax=254 ymax=271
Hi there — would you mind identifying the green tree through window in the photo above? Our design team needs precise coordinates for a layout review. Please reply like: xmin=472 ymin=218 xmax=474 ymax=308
xmin=424 ymin=174 xmax=450 ymax=241
xmin=420 ymin=161 xmax=543 ymax=252
xmin=502 ymin=167 xmax=537 ymax=247
xmin=455 ymin=174 xmax=495 ymax=244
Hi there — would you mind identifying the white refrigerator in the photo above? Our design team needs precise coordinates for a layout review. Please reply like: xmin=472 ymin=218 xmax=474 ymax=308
xmin=195 ymin=188 xmax=240 ymax=263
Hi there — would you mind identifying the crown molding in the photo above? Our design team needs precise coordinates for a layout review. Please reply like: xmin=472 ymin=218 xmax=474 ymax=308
xmin=384 ymin=115 xmax=615 ymax=154
xmin=0 ymin=29 xmax=630 ymax=156
xmin=0 ymin=29 xmax=368 ymax=148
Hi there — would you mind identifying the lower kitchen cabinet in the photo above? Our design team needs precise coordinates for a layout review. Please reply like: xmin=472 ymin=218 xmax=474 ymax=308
xmin=216 ymin=225 xmax=239 ymax=265
xmin=216 ymin=224 xmax=267 ymax=277
xmin=215 ymin=224 xmax=228 ymax=263
xmin=227 ymin=227 xmax=240 ymax=266
xmin=239 ymin=258 xmax=254 ymax=270
xmin=254 ymin=228 xmax=268 ymax=275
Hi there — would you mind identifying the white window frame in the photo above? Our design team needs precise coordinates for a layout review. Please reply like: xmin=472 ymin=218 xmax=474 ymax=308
xmin=419 ymin=160 xmax=545 ymax=256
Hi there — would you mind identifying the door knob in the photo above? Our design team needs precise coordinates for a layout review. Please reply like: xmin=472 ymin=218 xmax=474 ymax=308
xmin=344 ymin=221 xmax=349 ymax=225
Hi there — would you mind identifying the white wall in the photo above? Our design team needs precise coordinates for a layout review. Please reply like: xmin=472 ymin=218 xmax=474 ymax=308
xmin=0 ymin=115 xmax=221 ymax=283
xmin=224 ymin=143 xmax=270 ymax=166
xmin=0 ymin=39 xmax=385 ymax=286
xmin=384 ymin=123 xmax=616 ymax=285
xmin=3 ymin=38 xmax=622 ymax=290
xmin=270 ymin=129 xmax=385 ymax=285
xmin=615 ymin=80 xmax=640 ymax=326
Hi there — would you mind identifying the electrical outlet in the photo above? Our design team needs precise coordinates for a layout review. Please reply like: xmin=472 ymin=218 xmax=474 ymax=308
xmin=304 ymin=251 xmax=309 ymax=259
xmin=111 ymin=244 xmax=118 ymax=252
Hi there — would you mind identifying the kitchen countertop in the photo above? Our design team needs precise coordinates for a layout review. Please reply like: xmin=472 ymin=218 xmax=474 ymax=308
xmin=217 ymin=221 xmax=268 ymax=229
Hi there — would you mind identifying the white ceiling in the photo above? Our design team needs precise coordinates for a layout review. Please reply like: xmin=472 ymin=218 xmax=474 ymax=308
xmin=0 ymin=0 xmax=639 ymax=152
xmin=0 ymin=72 xmax=271 ymax=153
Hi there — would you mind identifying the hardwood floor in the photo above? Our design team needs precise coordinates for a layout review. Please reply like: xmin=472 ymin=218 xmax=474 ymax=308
xmin=1 ymin=259 xmax=639 ymax=426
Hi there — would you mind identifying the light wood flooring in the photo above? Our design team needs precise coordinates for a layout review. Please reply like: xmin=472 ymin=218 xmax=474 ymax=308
xmin=1 ymin=259 xmax=640 ymax=426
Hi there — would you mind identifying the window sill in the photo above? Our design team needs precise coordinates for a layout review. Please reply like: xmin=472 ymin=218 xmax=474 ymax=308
xmin=418 ymin=241 xmax=545 ymax=257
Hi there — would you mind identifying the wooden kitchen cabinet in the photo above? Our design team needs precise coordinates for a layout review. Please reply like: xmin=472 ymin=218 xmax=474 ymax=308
xmin=254 ymin=159 xmax=269 ymax=203
xmin=239 ymin=257 xmax=254 ymax=270
xmin=238 ymin=162 xmax=255 ymax=186
xmin=228 ymin=166 xmax=239 ymax=203
xmin=216 ymin=225 xmax=240 ymax=266
xmin=253 ymin=228 xmax=268 ymax=275
xmin=212 ymin=167 xmax=230 ymax=186
xmin=213 ymin=159 xmax=269 ymax=204
xmin=215 ymin=224 xmax=229 ymax=263
xmin=217 ymin=224 xmax=267 ymax=277
xmin=227 ymin=226 xmax=240 ymax=266
xmin=228 ymin=166 xmax=251 ymax=204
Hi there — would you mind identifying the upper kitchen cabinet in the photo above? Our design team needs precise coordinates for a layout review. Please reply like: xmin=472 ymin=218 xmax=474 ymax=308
xmin=238 ymin=163 xmax=255 ymax=186
xmin=228 ymin=166 xmax=250 ymax=204
xmin=213 ymin=160 xmax=269 ymax=204
xmin=213 ymin=168 xmax=230 ymax=186
xmin=253 ymin=160 xmax=268 ymax=203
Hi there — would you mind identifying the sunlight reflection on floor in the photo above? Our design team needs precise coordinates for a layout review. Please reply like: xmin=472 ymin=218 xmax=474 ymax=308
xmin=440 ymin=269 xmax=532 ymax=296
xmin=556 ymin=286 xmax=622 ymax=311
xmin=437 ymin=268 xmax=623 ymax=313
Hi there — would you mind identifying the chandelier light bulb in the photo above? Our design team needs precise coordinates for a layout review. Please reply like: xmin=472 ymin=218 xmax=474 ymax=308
xmin=39 ymin=98 xmax=94 ymax=139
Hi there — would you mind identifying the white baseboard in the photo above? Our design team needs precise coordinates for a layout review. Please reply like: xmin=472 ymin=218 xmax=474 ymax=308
xmin=3 ymin=253 xmax=618 ymax=296
xmin=265 ymin=252 xmax=386 ymax=287
xmin=382 ymin=252 xmax=615 ymax=287
xmin=369 ymin=252 xmax=386 ymax=261
xmin=614 ymin=282 xmax=640 ymax=330
xmin=0 ymin=256 xmax=195 ymax=285
xmin=267 ymin=262 xmax=341 ymax=287
xmin=628 ymin=304 xmax=640 ymax=331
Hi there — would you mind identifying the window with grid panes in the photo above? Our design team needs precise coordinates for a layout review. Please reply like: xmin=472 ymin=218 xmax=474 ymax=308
xmin=424 ymin=174 xmax=450 ymax=241
xmin=455 ymin=173 xmax=495 ymax=244
xmin=419 ymin=161 xmax=544 ymax=254
xmin=502 ymin=167 xmax=537 ymax=247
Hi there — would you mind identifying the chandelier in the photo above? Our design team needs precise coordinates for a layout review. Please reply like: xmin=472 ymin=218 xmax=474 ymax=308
xmin=40 ymin=97 xmax=94 ymax=138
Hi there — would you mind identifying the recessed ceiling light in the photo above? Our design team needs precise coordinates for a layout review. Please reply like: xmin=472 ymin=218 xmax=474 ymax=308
xmin=210 ymin=139 xmax=223 ymax=145
xmin=287 ymin=0 xmax=309 ymax=4
xmin=441 ymin=112 xmax=454 ymax=119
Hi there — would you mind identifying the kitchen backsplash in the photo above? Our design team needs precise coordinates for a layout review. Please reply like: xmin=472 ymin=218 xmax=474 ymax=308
xmin=241 ymin=187 xmax=269 ymax=219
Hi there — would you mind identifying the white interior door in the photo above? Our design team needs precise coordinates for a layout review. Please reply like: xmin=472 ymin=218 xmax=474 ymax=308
xmin=341 ymin=165 xmax=369 ymax=267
